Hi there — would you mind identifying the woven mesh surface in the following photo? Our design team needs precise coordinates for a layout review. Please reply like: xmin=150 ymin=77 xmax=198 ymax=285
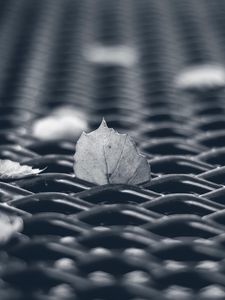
xmin=1 ymin=0 xmax=225 ymax=299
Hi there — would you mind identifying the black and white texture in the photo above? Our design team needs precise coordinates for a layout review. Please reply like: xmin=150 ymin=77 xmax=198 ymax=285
xmin=0 ymin=0 xmax=225 ymax=299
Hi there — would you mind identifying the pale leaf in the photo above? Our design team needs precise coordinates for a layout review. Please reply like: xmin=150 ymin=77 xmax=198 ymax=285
xmin=0 ymin=213 xmax=23 ymax=244
xmin=175 ymin=65 xmax=225 ymax=89
xmin=32 ymin=106 xmax=88 ymax=141
xmin=74 ymin=119 xmax=151 ymax=185
xmin=84 ymin=44 xmax=137 ymax=67
xmin=0 ymin=159 xmax=42 ymax=179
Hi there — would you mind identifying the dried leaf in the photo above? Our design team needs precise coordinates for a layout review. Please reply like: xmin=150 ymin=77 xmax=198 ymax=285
xmin=85 ymin=44 xmax=137 ymax=67
xmin=32 ymin=106 xmax=88 ymax=141
xmin=0 ymin=159 xmax=42 ymax=179
xmin=175 ymin=65 xmax=225 ymax=89
xmin=74 ymin=119 xmax=151 ymax=185
xmin=0 ymin=213 xmax=23 ymax=244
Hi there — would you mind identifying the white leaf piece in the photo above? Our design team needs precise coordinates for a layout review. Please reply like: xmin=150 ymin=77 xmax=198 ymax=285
xmin=84 ymin=44 xmax=138 ymax=67
xmin=74 ymin=119 xmax=151 ymax=185
xmin=175 ymin=64 xmax=225 ymax=89
xmin=32 ymin=106 xmax=88 ymax=141
xmin=0 ymin=213 xmax=23 ymax=244
xmin=0 ymin=159 xmax=42 ymax=179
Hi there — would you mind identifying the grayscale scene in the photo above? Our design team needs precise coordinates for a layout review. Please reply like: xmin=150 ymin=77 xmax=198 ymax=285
xmin=0 ymin=1 xmax=225 ymax=299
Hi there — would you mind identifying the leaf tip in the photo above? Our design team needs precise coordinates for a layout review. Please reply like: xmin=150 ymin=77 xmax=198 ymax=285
xmin=100 ymin=118 xmax=108 ymax=128
xmin=81 ymin=131 xmax=87 ymax=136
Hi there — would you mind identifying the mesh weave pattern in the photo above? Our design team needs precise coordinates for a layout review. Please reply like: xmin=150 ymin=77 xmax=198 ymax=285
xmin=1 ymin=0 xmax=225 ymax=299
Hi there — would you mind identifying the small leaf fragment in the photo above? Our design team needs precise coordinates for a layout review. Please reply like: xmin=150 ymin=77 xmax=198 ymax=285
xmin=0 ymin=159 xmax=42 ymax=179
xmin=32 ymin=106 xmax=88 ymax=141
xmin=74 ymin=119 xmax=151 ymax=185
xmin=0 ymin=213 xmax=23 ymax=244
xmin=175 ymin=65 xmax=225 ymax=89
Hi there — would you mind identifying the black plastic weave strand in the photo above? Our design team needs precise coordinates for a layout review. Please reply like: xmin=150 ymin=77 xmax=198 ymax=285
xmin=1 ymin=0 xmax=225 ymax=299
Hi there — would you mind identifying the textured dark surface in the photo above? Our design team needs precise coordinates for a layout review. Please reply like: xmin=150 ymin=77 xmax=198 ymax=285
xmin=1 ymin=0 xmax=225 ymax=299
